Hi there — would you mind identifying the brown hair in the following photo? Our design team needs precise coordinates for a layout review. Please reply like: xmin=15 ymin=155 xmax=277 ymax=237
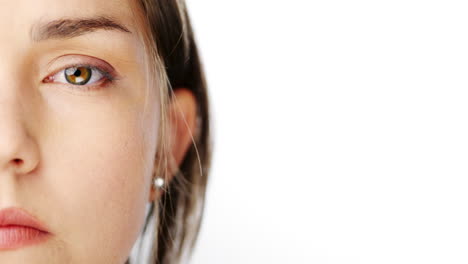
xmin=126 ymin=0 xmax=211 ymax=263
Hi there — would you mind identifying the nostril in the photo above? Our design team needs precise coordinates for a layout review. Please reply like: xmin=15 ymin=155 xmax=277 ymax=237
xmin=13 ymin=159 xmax=23 ymax=166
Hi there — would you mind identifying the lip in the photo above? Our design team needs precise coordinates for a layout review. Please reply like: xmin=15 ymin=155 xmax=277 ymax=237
xmin=0 ymin=207 xmax=50 ymax=250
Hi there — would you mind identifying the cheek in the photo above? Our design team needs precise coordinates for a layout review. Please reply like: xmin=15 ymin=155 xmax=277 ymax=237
xmin=37 ymin=92 xmax=159 ymax=263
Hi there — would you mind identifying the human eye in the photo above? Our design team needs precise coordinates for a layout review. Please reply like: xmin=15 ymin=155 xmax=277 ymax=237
xmin=42 ymin=58 xmax=118 ymax=92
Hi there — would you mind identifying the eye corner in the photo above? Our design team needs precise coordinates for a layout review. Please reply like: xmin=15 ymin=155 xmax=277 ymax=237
xmin=42 ymin=75 xmax=54 ymax=84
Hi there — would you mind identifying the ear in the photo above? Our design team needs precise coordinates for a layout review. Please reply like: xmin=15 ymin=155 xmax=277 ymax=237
xmin=148 ymin=88 xmax=197 ymax=202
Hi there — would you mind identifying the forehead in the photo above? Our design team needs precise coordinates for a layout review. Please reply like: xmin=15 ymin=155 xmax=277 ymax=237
xmin=0 ymin=0 xmax=141 ymax=39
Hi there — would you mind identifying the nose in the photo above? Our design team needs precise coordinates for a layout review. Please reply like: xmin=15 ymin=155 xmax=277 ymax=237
xmin=0 ymin=98 xmax=40 ymax=176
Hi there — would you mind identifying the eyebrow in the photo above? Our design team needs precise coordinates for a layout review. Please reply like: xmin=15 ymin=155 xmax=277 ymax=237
xmin=31 ymin=16 xmax=131 ymax=42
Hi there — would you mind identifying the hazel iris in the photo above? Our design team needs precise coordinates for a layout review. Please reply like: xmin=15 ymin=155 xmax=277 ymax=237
xmin=65 ymin=67 xmax=92 ymax=85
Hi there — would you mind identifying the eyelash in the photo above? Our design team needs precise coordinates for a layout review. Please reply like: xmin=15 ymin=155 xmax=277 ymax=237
xmin=43 ymin=63 xmax=117 ymax=92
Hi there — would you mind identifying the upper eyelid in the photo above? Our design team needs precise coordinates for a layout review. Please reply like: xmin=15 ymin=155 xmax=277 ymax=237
xmin=44 ymin=54 xmax=118 ymax=79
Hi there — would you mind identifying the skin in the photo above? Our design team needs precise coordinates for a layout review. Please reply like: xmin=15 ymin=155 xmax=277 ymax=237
xmin=0 ymin=0 xmax=197 ymax=263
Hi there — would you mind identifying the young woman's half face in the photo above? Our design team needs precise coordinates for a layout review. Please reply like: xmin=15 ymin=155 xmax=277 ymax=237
xmin=0 ymin=0 xmax=159 ymax=263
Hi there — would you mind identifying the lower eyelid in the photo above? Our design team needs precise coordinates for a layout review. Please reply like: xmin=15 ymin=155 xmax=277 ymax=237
xmin=55 ymin=78 xmax=112 ymax=94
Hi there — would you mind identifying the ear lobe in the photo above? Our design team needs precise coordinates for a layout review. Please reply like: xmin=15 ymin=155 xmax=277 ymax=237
xmin=148 ymin=88 xmax=197 ymax=202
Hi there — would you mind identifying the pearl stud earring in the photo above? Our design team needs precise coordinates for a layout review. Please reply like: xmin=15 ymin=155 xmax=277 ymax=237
xmin=153 ymin=177 xmax=165 ymax=189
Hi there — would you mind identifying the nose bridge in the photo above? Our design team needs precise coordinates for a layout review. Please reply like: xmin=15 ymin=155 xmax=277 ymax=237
xmin=0 ymin=65 xmax=40 ymax=175
xmin=0 ymin=9 xmax=41 ymax=178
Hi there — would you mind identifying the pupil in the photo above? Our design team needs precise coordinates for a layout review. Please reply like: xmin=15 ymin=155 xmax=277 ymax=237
xmin=74 ymin=69 xmax=82 ymax=77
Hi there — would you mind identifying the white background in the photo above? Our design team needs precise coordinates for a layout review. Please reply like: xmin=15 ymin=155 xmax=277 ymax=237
xmin=186 ymin=1 xmax=468 ymax=263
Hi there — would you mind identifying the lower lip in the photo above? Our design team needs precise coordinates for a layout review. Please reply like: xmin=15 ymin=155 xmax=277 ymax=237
xmin=0 ymin=226 xmax=49 ymax=250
